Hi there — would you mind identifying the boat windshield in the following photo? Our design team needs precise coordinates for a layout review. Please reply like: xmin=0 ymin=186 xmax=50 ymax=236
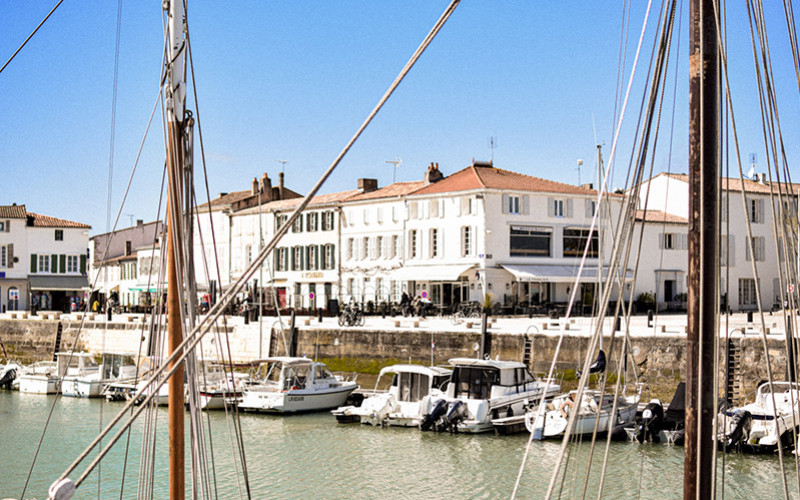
xmin=451 ymin=366 xmax=498 ymax=400
xmin=314 ymin=364 xmax=333 ymax=381
xmin=283 ymin=365 xmax=308 ymax=390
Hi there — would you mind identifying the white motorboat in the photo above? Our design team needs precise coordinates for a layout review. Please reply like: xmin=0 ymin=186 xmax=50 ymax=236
xmin=189 ymin=362 xmax=250 ymax=411
xmin=525 ymin=389 xmax=639 ymax=439
xmin=63 ymin=353 xmax=138 ymax=398
xmin=719 ymin=381 xmax=800 ymax=453
xmin=239 ymin=357 xmax=358 ymax=413
xmin=420 ymin=358 xmax=561 ymax=434
xmin=332 ymin=364 xmax=451 ymax=426
xmin=17 ymin=360 xmax=60 ymax=394
xmin=59 ymin=352 xmax=101 ymax=397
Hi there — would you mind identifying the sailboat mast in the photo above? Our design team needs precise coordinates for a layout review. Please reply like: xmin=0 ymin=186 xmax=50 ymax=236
xmin=165 ymin=1 xmax=186 ymax=499
xmin=685 ymin=0 xmax=719 ymax=498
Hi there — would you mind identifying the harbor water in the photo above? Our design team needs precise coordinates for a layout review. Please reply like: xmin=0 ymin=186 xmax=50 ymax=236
xmin=1 ymin=390 xmax=796 ymax=499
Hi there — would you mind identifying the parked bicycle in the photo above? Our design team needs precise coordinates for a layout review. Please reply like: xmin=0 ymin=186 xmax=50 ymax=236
xmin=450 ymin=301 xmax=482 ymax=324
xmin=338 ymin=303 xmax=365 ymax=327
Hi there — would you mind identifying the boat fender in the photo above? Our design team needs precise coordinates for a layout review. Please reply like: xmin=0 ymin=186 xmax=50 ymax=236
xmin=49 ymin=477 xmax=76 ymax=500
xmin=559 ymin=399 xmax=574 ymax=418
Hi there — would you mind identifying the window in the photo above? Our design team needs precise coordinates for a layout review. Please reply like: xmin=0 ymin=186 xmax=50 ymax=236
xmin=246 ymin=244 xmax=253 ymax=264
xmin=308 ymin=245 xmax=318 ymax=270
xmin=275 ymin=247 xmax=289 ymax=271
xmin=746 ymin=236 xmax=766 ymax=262
xmin=409 ymin=230 xmax=418 ymax=259
xmin=461 ymin=226 xmax=473 ymax=257
xmin=508 ymin=195 xmax=520 ymax=214
xmin=276 ymin=214 xmax=289 ymax=230
xmin=0 ymin=246 xmax=5 ymax=267
xmin=306 ymin=213 xmax=319 ymax=232
xmin=562 ymin=228 xmax=598 ymax=258
xmin=347 ymin=238 xmax=355 ymax=260
xmin=0 ymin=221 xmax=4 ymax=231
xmin=739 ymin=278 xmax=758 ymax=307
xmin=553 ymin=199 xmax=564 ymax=217
xmin=362 ymin=237 xmax=370 ymax=260
xmin=391 ymin=235 xmax=399 ymax=259
xmin=749 ymin=199 xmax=762 ymax=223
xmin=323 ymin=244 xmax=335 ymax=270
xmin=430 ymin=228 xmax=439 ymax=258
xmin=377 ymin=207 xmax=384 ymax=224
xmin=376 ymin=236 xmax=383 ymax=259
xmin=363 ymin=208 xmax=370 ymax=225
xmin=408 ymin=201 xmax=419 ymax=219
xmin=39 ymin=254 xmax=50 ymax=273
xmin=321 ymin=211 xmax=334 ymax=231
xmin=292 ymin=216 xmax=303 ymax=233
xmin=292 ymin=246 xmax=305 ymax=270
xmin=510 ymin=226 xmax=551 ymax=257
xmin=55 ymin=229 xmax=64 ymax=241
xmin=347 ymin=278 xmax=354 ymax=296
xmin=721 ymin=235 xmax=735 ymax=266
xmin=461 ymin=197 xmax=473 ymax=215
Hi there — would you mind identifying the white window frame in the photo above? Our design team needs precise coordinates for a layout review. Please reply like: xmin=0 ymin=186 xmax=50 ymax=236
xmin=508 ymin=195 xmax=520 ymax=214
xmin=554 ymin=199 xmax=564 ymax=217
xmin=461 ymin=226 xmax=473 ymax=257
xmin=376 ymin=236 xmax=383 ymax=259
xmin=409 ymin=230 xmax=417 ymax=259
xmin=430 ymin=228 xmax=439 ymax=258
xmin=39 ymin=254 xmax=50 ymax=273
xmin=0 ymin=246 xmax=6 ymax=267
xmin=55 ymin=229 xmax=64 ymax=241
xmin=391 ymin=235 xmax=399 ymax=259
xmin=347 ymin=238 xmax=355 ymax=261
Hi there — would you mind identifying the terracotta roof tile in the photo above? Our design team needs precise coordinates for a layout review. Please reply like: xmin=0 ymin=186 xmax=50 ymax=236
xmin=413 ymin=164 xmax=597 ymax=196
xmin=27 ymin=212 xmax=91 ymax=229
xmin=635 ymin=210 xmax=688 ymax=224
xmin=348 ymin=181 xmax=426 ymax=201
xmin=0 ymin=204 xmax=27 ymax=218
xmin=659 ymin=172 xmax=799 ymax=195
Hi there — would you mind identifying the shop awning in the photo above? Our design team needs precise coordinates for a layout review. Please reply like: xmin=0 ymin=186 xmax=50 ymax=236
xmin=29 ymin=275 xmax=90 ymax=291
xmin=391 ymin=264 xmax=475 ymax=282
xmin=499 ymin=264 xmax=633 ymax=283
xmin=129 ymin=286 xmax=161 ymax=293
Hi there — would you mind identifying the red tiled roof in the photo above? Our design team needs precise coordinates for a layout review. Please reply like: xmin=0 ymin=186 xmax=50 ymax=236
xmin=413 ymin=164 xmax=597 ymax=196
xmin=0 ymin=204 xmax=27 ymax=218
xmin=27 ymin=212 xmax=91 ymax=229
xmin=659 ymin=172 xmax=799 ymax=195
xmin=266 ymin=190 xmax=362 ymax=211
xmin=349 ymin=181 xmax=426 ymax=201
xmin=635 ymin=210 xmax=688 ymax=224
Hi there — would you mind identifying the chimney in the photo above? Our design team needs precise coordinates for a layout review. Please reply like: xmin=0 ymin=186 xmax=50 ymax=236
xmin=424 ymin=162 xmax=444 ymax=185
xmin=218 ymin=192 xmax=228 ymax=198
xmin=260 ymin=172 xmax=272 ymax=193
xmin=136 ymin=219 xmax=143 ymax=228
xmin=358 ymin=178 xmax=378 ymax=192
xmin=580 ymin=183 xmax=594 ymax=190
xmin=251 ymin=177 xmax=258 ymax=195
xmin=758 ymin=173 xmax=768 ymax=185
xmin=278 ymin=172 xmax=285 ymax=199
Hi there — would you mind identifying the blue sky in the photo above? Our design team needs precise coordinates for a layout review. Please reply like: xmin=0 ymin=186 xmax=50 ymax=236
xmin=1 ymin=1 xmax=799 ymax=235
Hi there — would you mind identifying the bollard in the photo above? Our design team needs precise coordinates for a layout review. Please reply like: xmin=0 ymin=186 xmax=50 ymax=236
xmin=647 ymin=309 xmax=654 ymax=328
xmin=318 ymin=308 xmax=323 ymax=323
xmin=747 ymin=311 xmax=753 ymax=323
xmin=107 ymin=308 xmax=112 ymax=321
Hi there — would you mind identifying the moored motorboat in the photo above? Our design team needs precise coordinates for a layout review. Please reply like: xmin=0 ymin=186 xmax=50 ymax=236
xmin=59 ymin=352 xmax=101 ymax=398
xmin=718 ymin=381 xmax=800 ymax=453
xmin=17 ymin=360 xmax=59 ymax=394
xmin=420 ymin=358 xmax=561 ymax=434
xmin=332 ymin=364 xmax=451 ymax=426
xmin=0 ymin=361 xmax=22 ymax=390
xmin=525 ymin=389 xmax=639 ymax=440
xmin=239 ymin=357 xmax=358 ymax=413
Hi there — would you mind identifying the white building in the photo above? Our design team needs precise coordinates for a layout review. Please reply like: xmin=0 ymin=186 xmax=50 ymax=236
xmin=0 ymin=204 xmax=90 ymax=312
xmin=635 ymin=172 xmax=798 ymax=311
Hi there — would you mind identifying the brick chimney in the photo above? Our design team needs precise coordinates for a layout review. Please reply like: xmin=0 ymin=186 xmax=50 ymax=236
xmin=424 ymin=162 xmax=444 ymax=185
xmin=251 ymin=177 xmax=258 ymax=195
xmin=278 ymin=172 xmax=285 ymax=199
xmin=358 ymin=178 xmax=378 ymax=192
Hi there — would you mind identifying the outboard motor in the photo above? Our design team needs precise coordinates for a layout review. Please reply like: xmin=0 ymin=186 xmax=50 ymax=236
xmin=0 ymin=367 xmax=16 ymax=390
xmin=724 ymin=409 xmax=752 ymax=452
xmin=637 ymin=400 xmax=665 ymax=443
xmin=439 ymin=400 xmax=468 ymax=433
xmin=420 ymin=399 xmax=448 ymax=432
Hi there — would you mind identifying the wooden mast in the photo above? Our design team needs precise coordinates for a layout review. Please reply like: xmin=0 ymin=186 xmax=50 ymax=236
xmin=166 ymin=1 xmax=186 ymax=498
xmin=685 ymin=0 xmax=718 ymax=498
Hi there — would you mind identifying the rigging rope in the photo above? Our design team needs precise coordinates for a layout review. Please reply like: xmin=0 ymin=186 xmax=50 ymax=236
xmin=0 ymin=0 xmax=64 ymax=75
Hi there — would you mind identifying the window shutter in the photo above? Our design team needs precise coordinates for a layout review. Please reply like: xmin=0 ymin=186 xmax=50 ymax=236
xmin=585 ymin=200 xmax=592 ymax=218
xmin=778 ymin=237 xmax=785 ymax=261
xmin=31 ymin=254 xmax=37 ymax=273
xmin=315 ymin=245 xmax=321 ymax=269
xmin=729 ymin=235 xmax=735 ymax=264
xmin=760 ymin=237 xmax=766 ymax=261
xmin=682 ymin=234 xmax=688 ymax=250
xmin=456 ymin=198 xmax=463 ymax=216
xmin=50 ymin=255 xmax=57 ymax=273
xmin=658 ymin=234 xmax=664 ymax=249
xmin=502 ymin=194 xmax=509 ymax=214
xmin=329 ymin=245 xmax=335 ymax=268
xmin=409 ymin=202 xmax=417 ymax=220
xmin=566 ymin=199 xmax=574 ymax=218
xmin=59 ymin=254 xmax=66 ymax=273
xmin=722 ymin=196 xmax=728 ymax=222
xmin=6 ymin=244 xmax=12 ymax=268
xmin=4 ymin=220 xmax=9 ymax=232
xmin=746 ymin=238 xmax=751 ymax=261
xmin=547 ymin=198 xmax=555 ymax=217
xmin=522 ymin=195 xmax=530 ymax=215
xmin=439 ymin=199 xmax=445 ymax=218
xmin=80 ymin=254 xmax=86 ymax=274
xmin=759 ymin=200 xmax=765 ymax=223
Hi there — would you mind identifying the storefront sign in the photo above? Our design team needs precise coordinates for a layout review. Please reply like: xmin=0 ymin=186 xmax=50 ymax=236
xmin=8 ymin=289 xmax=18 ymax=301
xmin=301 ymin=271 xmax=324 ymax=279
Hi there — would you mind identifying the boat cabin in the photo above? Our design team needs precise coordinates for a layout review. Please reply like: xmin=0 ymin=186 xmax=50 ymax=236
xmin=446 ymin=358 xmax=538 ymax=401
xmin=100 ymin=353 xmax=137 ymax=381
xmin=56 ymin=352 xmax=99 ymax=378
xmin=253 ymin=357 xmax=337 ymax=391
xmin=381 ymin=365 xmax=451 ymax=403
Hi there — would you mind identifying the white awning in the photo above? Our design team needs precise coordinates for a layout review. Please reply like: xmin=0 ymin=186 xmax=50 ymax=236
xmin=499 ymin=264 xmax=633 ymax=283
xmin=29 ymin=275 xmax=90 ymax=291
xmin=391 ymin=264 xmax=475 ymax=282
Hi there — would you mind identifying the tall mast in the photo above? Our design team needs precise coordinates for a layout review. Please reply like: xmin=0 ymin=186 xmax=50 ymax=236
xmin=165 ymin=1 xmax=186 ymax=498
xmin=685 ymin=0 xmax=719 ymax=497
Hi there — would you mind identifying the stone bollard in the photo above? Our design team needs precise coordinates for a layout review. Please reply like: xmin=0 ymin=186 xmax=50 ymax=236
xmin=394 ymin=320 xmax=400 ymax=328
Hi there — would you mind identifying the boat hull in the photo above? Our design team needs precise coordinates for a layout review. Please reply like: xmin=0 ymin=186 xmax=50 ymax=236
xmin=18 ymin=376 xmax=58 ymax=395
xmin=240 ymin=385 xmax=357 ymax=413
xmin=61 ymin=378 xmax=104 ymax=398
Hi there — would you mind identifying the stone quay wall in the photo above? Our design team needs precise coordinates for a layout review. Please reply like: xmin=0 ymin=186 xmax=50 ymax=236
xmin=0 ymin=316 xmax=790 ymax=401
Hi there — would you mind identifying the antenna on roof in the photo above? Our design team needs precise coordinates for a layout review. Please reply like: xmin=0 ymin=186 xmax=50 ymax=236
xmin=274 ymin=159 xmax=287 ymax=175
xmin=576 ymin=159 xmax=583 ymax=185
xmin=747 ymin=153 xmax=756 ymax=179
xmin=488 ymin=136 xmax=497 ymax=163
xmin=124 ymin=213 xmax=134 ymax=227
xmin=385 ymin=157 xmax=402 ymax=184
